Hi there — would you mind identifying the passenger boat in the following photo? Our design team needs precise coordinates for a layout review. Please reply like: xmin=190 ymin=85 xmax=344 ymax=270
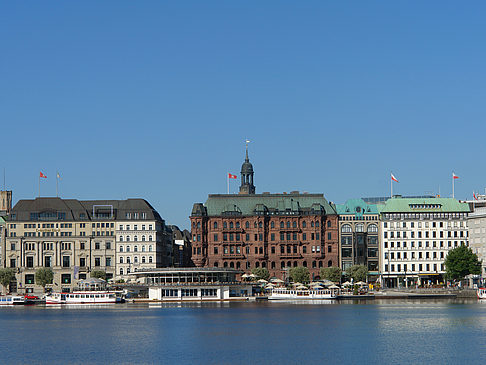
xmin=45 ymin=277 xmax=117 ymax=305
xmin=268 ymin=288 xmax=337 ymax=300
xmin=477 ymin=287 xmax=486 ymax=299
xmin=0 ymin=296 xmax=25 ymax=305
xmin=45 ymin=291 xmax=117 ymax=305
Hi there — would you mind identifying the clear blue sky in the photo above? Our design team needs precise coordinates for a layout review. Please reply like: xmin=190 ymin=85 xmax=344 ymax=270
xmin=2 ymin=1 xmax=486 ymax=229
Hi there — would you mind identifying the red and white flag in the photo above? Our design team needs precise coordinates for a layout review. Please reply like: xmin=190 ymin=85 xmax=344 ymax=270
xmin=473 ymin=192 xmax=478 ymax=200
xmin=228 ymin=173 xmax=237 ymax=179
xmin=452 ymin=172 xmax=459 ymax=179
xmin=391 ymin=173 xmax=399 ymax=183
xmin=40 ymin=172 xmax=47 ymax=179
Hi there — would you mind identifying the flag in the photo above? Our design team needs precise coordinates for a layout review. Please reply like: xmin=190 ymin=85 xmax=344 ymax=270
xmin=40 ymin=172 xmax=47 ymax=178
xmin=453 ymin=172 xmax=459 ymax=179
xmin=391 ymin=173 xmax=399 ymax=183
xmin=56 ymin=171 xmax=61 ymax=180
xmin=228 ymin=173 xmax=237 ymax=179
xmin=474 ymin=192 xmax=478 ymax=201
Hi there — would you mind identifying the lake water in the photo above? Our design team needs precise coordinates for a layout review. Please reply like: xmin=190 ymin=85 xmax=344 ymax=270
xmin=2 ymin=299 xmax=486 ymax=364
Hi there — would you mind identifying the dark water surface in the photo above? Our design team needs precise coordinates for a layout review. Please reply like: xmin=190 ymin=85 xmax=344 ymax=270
xmin=1 ymin=299 xmax=486 ymax=364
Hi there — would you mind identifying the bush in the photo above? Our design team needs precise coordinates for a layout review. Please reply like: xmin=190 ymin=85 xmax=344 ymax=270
xmin=289 ymin=266 xmax=310 ymax=284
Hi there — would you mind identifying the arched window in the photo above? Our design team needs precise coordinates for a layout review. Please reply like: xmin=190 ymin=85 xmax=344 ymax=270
xmin=271 ymin=221 xmax=275 ymax=229
xmin=293 ymin=221 xmax=297 ymax=228
xmin=311 ymin=222 xmax=314 ymax=227
xmin=293 ymin=261 xmax=297 ymax=267
xmin=303 ymin=261 xmax=307 ymax=267
xmin=303 ymin=221 xmax=307 ymax=228
xmin=120 ymin=246 xmax=124 ymax=252
xmin=134 ymin=256 xmax=138 ymax=263
xmin=119 ymin=268 xmax=124 ymax=275
xmin=230 ymin=262 xmax=234 ymax=268
xmin=327 ymin=221 xmax=331 ymax=228
xmin=328 ymin=260 xmax=332 ymax=267
xmin=236 ymin=261 xmax=241 ymax=269
xmin=286 ymin=221 xmax=290 ymax=228
xmin=258 ymin=222 xmax=262 ymax=228
xmin=134 ymin=236 xmax=138 ymax=242
xmin=214 ymin=222 xmax=218 ymax=229
xmin=120 ymin=236 xmax=124 ymax=242
xmin=246 ymin=221 xmax=250 ymax=228
xmin=271 ymin=261 xmax=276 ymax=269
xmin=319 ymin=261 xmax=323 ymax=268
xmin=142 ymin=246 xmax=145 ymax=252
xmin=255 ymin=262 xmax=260 ymax=268
xmin=280 ymin=221 xmax=284 ymax=228
xmin=367 ymin=224 xmax=378 ymax=233
xmin=126 ymin=236 xmax=130 ymax=241
xmin=148 ymin=256 xmax=153 ymax=263
xmin=141 ymin=235 xmax=146 ymax=241
xmin=341 ymin=224 xmax=352 ymax=233
xmin=230 ymin=222 xmax=234 ymax=229
xmin=127 ymin=257 xmax=131 ymax=264
xmin=119 ymin=257 xmax=123 ymax=264
xmin=287 ymin=261 xmax=291 ymax=267
xmin=148 ymin=235 xmax=152 ymax=241
xmin=142 ymin=256 xmax=146 ymax=263
xmin=236 ymin=222 xmax=240 ymax=229
xmin=126 ymin=246 xmax=130 ymax=252
xmin=214 ymin=261 xmax=219 ymax=267
xmin=356 ymin=223 xmax=364 ymax=232
xmin=312 ymin=261 xmax=317 ymax=268
xmin=224 ymin=262 xmax=228 ymax=268
xmin=315 ymin=221 xmax=319 ymax=227
xmin=262 ymin=261 xmax=266 ymax=268
xmin=281 ymin=261 xmax=285 ymax=269
xmin=254 ymin=222 xmax=257 ymax=228
xmin=149 ymin=245 xmax=153 ymax=252
xmin=223 ymin=222 xmax=227 ymax=229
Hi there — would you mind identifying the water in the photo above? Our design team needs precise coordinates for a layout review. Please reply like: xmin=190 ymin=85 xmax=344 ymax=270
xmin=1 ymin=299 xmax=486 ymax=364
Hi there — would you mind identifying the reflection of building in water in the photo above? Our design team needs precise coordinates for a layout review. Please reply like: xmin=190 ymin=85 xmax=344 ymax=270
xmin=130 ymin=268 xmax=252 ymax=301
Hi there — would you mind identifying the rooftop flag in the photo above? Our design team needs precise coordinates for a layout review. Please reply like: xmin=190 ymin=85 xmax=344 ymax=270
xmin=453 ymin=172 xmax=459 ymax=179
xmin=40 ymin=172 xmax=47 ymax=178
xmin=391 ymin=173 xmax=399 ymax=183
xmin=228 ymin=173 xmax=237 ymax=179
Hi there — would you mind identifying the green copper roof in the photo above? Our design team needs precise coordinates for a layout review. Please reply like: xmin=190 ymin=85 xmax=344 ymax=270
xmin=0 ymin=216 xmax=5 ymax=224
xmin=201 ymin=193 xmax=337 ymax=216
xmin=335 ymin=198 xmax=379 ymax=216
xmin=378 ymin=196 xmax=470 ymax=213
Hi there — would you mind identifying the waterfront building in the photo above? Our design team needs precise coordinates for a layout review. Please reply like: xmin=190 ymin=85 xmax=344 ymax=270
xmin=467 ymin=204 xmax=486 ymax=277
xmin=190 ymin=148 xmax=339 ymax=281
xmin=5 ymin=197 xmax=172 ymax=293
xmin=379 ymin=196 xmax=470 ymax=288
xmin=169 ymin=225 xmax=193 ymax=267
xmin=129 ymin=268 xmax=253 ymax=301
xmin=336 ymin=199 xmax=380 ymax=280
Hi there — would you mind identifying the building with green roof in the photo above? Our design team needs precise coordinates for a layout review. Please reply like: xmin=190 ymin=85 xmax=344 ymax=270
xmin=335 ymin=199 xmax=380 ymax=280
xmin=379 ymin=196 xmax=470 ymax=288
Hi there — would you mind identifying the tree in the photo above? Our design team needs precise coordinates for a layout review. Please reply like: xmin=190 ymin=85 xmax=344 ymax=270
xmin=0 ymin=268 xmax=16 ymax=294
xmin=320 ymin=267 xmax=342 ymax=282
xmin=91 ymin=270 xmax=107 ymax=280
xmin=35 ymin=268 xmax=54 ymax=290
xmin=346 ymin=265 xmax=368 ymax=282
xmin=289 ymin=266 xmax=310 ymax=284
xmin=251 ymin=267 xmax=270 ymax=281
xmin=444 ymin=245 xmax=481 ymax=281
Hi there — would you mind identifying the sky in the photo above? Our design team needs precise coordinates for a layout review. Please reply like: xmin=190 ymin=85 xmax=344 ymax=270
xmin=2 ymin=1 xmax=486 ymax=229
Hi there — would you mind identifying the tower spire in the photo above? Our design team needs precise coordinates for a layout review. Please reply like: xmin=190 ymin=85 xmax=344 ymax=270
xmin=239 ymin=140 xmax=255 ymax=194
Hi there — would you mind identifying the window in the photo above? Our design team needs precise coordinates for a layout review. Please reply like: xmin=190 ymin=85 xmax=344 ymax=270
xmin=62 ymin=256 xmax=70 ymax=268
xmin=26 ymin=256 xmax=34 ymax=268
xmin=149 ymin=256 xmax=153 ymax=263
xmin=80 ymin=257 xmax=86 ymax=266
xmin=61 ymin=274 xmax=71 ymax=284
xmin=44 ymin=256 xmax=52 ymax=267
xmin=95 ymin=242 xmax=100 ymax=250
xmin=25 ymin=274 xmax=35 ymax=284
xmin=367 ymin=224 xmax=378 ymax=233
xmin=341 ymin=224 xmax=352 ymax=233
xmin=10 ymin=258 xmax=16 ymax=268
xmin=95 ymin=257 xmax=101 ymax=267
xmin=106 ymin=242 xmax=111 ymax=250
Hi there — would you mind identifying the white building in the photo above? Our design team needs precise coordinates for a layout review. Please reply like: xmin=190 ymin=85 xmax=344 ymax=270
xmin=380 ymin=196 xmax=469 ymax=288
xmin=467 ymin=205 xmax=486 ymax=277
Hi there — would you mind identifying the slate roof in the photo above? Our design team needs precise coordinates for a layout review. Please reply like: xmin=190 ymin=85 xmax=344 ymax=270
xmin=8 ymin=197 xmax=164 ymax=221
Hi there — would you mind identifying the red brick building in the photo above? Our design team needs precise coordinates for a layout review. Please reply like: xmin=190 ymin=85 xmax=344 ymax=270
xmin=190 ymin=149 xmax=339 ymax=280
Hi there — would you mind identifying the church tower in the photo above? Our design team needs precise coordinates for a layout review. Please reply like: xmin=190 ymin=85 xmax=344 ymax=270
xmin=239 ymin=144 xmax=255 ymax=195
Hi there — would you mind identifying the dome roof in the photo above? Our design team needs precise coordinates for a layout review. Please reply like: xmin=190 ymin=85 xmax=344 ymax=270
xmin=241 ymin=160 xmax=253 ymax=174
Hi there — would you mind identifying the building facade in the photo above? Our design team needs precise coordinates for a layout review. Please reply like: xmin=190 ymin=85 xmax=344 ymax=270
xmin=5 ymin=198 xmax=172 ymax=293
xmin=467 ymin=205 xmax=486 ymax=277
xmin=190 ymin=150 xmax=339 ymax=281
xmin=380 ymin=196 xmax=470 ymax=288
xmin=336 ymin=199 xmax=380 ymax=280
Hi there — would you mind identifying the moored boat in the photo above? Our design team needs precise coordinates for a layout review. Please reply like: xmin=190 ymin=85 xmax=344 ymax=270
xmin=45 ymin=291 xmax=117 ymax=305
xmin=0 ymin=296 xmax=25 ymax=305
xmin=477 ymin=287 xmax=486 ymax=299
xmin=268 ymin=288 xmax=337 ymax=300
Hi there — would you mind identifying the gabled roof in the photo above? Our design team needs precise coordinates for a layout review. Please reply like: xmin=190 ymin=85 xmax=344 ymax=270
xmin=194 ymin=193 xmax=337 ymax=216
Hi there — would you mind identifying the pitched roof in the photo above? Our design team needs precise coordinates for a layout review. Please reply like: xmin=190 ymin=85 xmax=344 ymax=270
xmin=335 ymin=198 xmax=379 ymax=215
xmin=195 ymin=193 xmax=337 ymax=216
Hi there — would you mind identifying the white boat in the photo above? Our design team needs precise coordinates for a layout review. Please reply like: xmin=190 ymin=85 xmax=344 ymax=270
xmin=45 ymin=291 xmax=117 ymax=305
xmin=268 ymin=288 xmax=337 ymax=300
xmin=0 ymin=296 xmax=25 ymax=305
xmin=477 ymin=287 xmax=486 ymax=299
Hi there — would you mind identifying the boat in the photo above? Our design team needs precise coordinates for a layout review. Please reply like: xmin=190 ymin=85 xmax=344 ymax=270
xmin=268 ymin=288 xmax=338 ymax=300
xmin=0 ymin=296 xmax=25 ymax=305
xmin=45 ymin=277 xmax=117 ymax=305
xmin=477 ymin=287 xmax=486 ymax=299
xmin=45 ymin=291 xmax=117 ymax=304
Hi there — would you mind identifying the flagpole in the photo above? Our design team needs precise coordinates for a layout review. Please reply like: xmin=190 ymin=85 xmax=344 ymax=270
xmin=56 ymin=174 xmax=59 ymax=197
xmin=38 ymin=174 xmax=40 ymax=198
xmin=227 ymin=175 xmax=229 ymax=194
xmin=452 ymin=173 xmax=455 ymax=199
xmin=390 ymin=173 xmax=393 ymax=198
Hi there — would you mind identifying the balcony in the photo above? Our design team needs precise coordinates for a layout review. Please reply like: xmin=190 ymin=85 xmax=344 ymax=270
xmin=279 ymin=252 xmax=303 ymax=259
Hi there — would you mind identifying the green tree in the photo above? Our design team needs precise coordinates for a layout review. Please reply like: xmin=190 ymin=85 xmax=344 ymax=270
xmin=289 ymin=266 xmax=310 ymax=284
xmin=444 ymin=244 xmax=481 ymax=281
xmin=90 ymin=270 xmax=107 ymax=280
xmin=35 ymin=268 xmax=54 ymax=290
xmin=251 ymin=267 xmax=270 ymax=281
xmin=320 ymin=266 xmax=342 ymax=282
xmin=0 ymin=268 xmax=16 ymax=294
xmin=346 ymin=265 xmax=368 ymax=282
